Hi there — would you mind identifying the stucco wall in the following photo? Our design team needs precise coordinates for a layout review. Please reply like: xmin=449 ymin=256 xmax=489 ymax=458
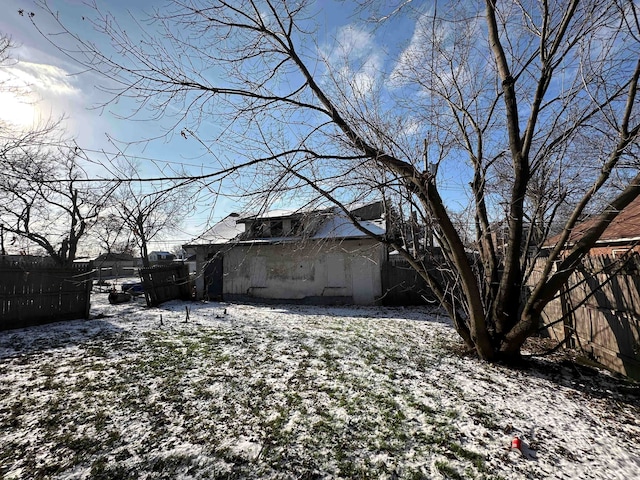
xmin=222 ymin=239 xmax=384 ymax=305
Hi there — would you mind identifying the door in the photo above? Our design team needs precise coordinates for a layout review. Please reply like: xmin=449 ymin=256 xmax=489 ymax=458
xmin=204 ymin=255 xmax=224 ymax=300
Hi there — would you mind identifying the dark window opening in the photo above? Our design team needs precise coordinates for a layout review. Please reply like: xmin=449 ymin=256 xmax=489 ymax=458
xmin=290 ymin=219 xmax=302 ymax=235
xmin=251 ymin=222 xmax=267 ymax=238
xmin=270 ymin=220 xmax=284 ymax=237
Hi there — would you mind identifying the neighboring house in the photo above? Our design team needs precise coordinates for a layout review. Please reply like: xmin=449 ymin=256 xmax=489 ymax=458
xmin=0 ymin=254 xmax=51 ymax=264
xmin=546 ymin=196 xmax=640 ymax=257
xmin=183 ymin=205 xmax=386 ymax=304
xmin=148 ymin=251 xmax=176 ymax=263
xmin=94 ymin=252 xmax=138 ymax=277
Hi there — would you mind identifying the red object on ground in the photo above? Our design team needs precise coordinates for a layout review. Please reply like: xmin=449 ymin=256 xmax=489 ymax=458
xmin=511 ymin=437 xmax=522 ymax=450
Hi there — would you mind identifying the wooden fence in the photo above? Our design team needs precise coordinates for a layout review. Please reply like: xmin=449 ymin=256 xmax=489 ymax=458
xmin=380 ymin=255 xmax=439 ymax=305
xmin=139 ymin=263 xmax=192 ymax=307
xmin=0 ymin=258 xmax=93 ymax=331
xmin=532 ymin=254 xmax=640 ymax=379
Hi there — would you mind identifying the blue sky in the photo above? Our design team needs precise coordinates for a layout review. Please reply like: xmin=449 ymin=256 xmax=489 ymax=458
xmin=1 ymin=0 xmax=470 ymax=249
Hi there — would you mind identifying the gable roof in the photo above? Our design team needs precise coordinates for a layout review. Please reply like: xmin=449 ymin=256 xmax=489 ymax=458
xmin=184 ymin=203 xmax=386 ymax=248
xmin=598 ymin=196 xmax=640 ymax=242
xmin=95 ymin=252 xmax=134 ymax=262
xmin=549 ymin=196 xmax=640 ymax=247
xmin=184 ymin=213 xmax=246 ymax=246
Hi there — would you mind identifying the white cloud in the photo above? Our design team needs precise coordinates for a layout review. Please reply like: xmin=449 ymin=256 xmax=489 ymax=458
xmin=4 ymin=61 xmax=80 ymax=97
xmin=388 ymin=8 xmax=487 ymax=96
xmin=0 ymin=60 xmax=81 ymax=128
xmin=320 ymin=24 xmax=384 ymax=97
xmin=333 ymin=25 xmax=374 ymax=59
xmin=389 ymin=11 xmax=437 ymax=88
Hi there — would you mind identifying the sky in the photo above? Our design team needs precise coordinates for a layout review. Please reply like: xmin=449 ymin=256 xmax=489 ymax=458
xmin=0 ymin=0 xmax=469 ymax=253
xmin=1 ymin=0 xmax=249 ymax=250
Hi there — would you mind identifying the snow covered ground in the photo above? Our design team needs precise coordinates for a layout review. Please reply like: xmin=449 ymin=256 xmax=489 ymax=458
xmin=1 ymin=290 xmax=639 ymax=479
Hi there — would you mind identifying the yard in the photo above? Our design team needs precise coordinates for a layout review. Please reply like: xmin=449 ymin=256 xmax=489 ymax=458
xmin=1 ymin=291 xmax=638 ymax=479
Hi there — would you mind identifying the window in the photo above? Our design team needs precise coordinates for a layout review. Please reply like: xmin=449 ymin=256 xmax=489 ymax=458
xmin=290 ymin=219 xmax=302 ymax=235
xmin=270 ymin=220 xmax=284 ymax=237
xmin=251 ymin=221 xmax=267 ymax=238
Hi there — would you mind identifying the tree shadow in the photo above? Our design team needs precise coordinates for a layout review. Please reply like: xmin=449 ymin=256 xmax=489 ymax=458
xmin=0 ymin=317 xmax=125 ymax=360
xmin=513 ymin=354 xmax=639 ymax=409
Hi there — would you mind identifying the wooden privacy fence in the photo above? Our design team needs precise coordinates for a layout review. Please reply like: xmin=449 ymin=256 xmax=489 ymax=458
xmin=532 ymin=254 xmax=640 ymax=379
xmin=380 ymin=255 xmax=439 ymax=306
xmin=139 ymin=263 xmax=192 ymax=307
xmin=0 ymin=259 xmax=93 ymax=331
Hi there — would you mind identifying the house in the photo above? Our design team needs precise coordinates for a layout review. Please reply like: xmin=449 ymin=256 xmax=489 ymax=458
xmin=183 ymin=205 xmax=386 ymax=304
xmin=94 ymin=252 xmax=139 ymax=277
xmin=148 ymin=251 xmax=176 ymax=263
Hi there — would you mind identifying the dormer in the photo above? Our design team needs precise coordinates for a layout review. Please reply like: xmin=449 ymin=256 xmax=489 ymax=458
xmin=240 ymin=210 xmax=309 ymax=240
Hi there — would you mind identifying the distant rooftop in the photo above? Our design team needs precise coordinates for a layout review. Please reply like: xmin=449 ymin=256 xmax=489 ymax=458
xmin=547 ymin=195 xmax=640 ymax=247
xmin=95 ymin=252 xmax=134 ymax=262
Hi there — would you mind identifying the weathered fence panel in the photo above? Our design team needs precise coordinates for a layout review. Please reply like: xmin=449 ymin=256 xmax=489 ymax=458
xmin=380 ymin=256 xmax=438 ymax=306
xmin=139 ymin=263 xmax=191 ymax=307
xmin=0 ymin=258 xmax=93 ymax=331
xmin=533 ymin=255 xmax=640 ymax=379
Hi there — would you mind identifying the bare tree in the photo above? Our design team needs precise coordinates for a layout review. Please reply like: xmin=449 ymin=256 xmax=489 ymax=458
xmin=0 ymin=31 xmax=107 ymax=265
xmin=91 ymin=212 xmax=135 ymax=256
xmin=0 ymin=139 xmax=108 ymax=265
xmin=31 ymin=0 xmax=640 ymax=361
xmin=109 ymin=159 xmax=197 ymax=267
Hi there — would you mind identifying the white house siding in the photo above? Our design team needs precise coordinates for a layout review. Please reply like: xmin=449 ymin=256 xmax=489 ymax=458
xmin=223 ymin=239 xmax=384 ymax=305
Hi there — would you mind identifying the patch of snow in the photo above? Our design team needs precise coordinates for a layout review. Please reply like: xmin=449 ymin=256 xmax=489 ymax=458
xmin=0 ymin=293 xmax=638 ymax=479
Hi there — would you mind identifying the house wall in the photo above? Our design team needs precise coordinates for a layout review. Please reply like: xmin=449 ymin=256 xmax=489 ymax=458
xmin=222 ymin=239 xmax=384 ymax=305
xmin=95 ymin=260 xmax=137 ymax=278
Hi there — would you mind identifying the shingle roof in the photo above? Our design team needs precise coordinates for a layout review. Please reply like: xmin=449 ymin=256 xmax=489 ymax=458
xmin=550 ymin=195 xmax=640 ymax=246
xmin=598 ymin=196 xmax=640 ymax=242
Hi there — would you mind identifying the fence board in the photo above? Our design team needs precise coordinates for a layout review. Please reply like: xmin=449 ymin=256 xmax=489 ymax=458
xmin=139 ymin=263 xmax=191 ymax=307
xmin=380 ymin=256 xmax=443 ymax=305
xmin=533 ymin=254 xmax=640 ymax=379
xmin=0 ymin=259 xmax=93 ymax=330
